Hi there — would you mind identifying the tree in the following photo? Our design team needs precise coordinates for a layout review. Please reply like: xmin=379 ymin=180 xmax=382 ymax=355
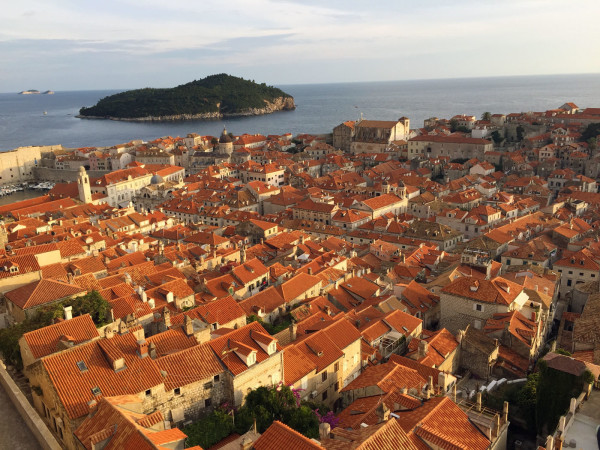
xmin=491 ymin=131 xmax=503 ymax=145
xmin=581 ymin=122 xmax=600 ymax=142
xmin=481 ymin=112 xmax=492 ymax=121
xmin=535 ymin=357 xmax=586 ymax=436
xmin=229 ymin=384 xmax=325 ymax=439
xmin=183 ymin=408 xmax=233 ymax=449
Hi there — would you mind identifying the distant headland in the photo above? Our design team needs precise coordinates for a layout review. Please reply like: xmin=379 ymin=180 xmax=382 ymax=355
xmin=19 ymin=90 xmax=54 ymax=95
xmin=77 ymin=74 xmax=295 ymax=122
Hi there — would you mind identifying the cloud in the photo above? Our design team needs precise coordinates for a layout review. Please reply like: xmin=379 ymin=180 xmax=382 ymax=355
xmin=0 ymin=0 xmax=599 ymax=90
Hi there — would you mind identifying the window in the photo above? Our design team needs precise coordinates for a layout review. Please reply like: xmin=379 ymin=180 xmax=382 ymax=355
xmin=567 ymin=279 xmax=572 ymax=287
xmin=334 ymin=362 xmax=339 ymax=372
xmin=321 ymin=372 xmax=328 ymax=382
xmin=205 ymin=398 xmax=212 ymax=408
xmin=91 ymin=386 xmax=102 ymax=396
xmin=174 ymin=388 xmax=181 ymax=396
xmin=335 ymin=382 xmax=340 ymax=392
xmin=301 ymin=376 xmax=308 ymax=390
xmin=214 ymin=375 xmax=220 ymax=383
xmin=145 ymin=389 xmax=152 ymax=396
xmin=474 ymin=304 xmax=483 ymax=312
xmin=322 ymin=391 xmax=328 ymax=401
xmin=204 ymin=382 xmax=213 ymax=390
xmin=580 ymin=273 xmax=584 ymax=276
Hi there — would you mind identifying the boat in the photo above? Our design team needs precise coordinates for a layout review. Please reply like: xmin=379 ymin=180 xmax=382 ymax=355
xmin=43 ymin=111 xmax=47 ymax=116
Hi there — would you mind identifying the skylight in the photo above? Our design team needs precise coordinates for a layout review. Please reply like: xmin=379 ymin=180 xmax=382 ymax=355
xmin=76 ymin=361 xmax=88 ymax=372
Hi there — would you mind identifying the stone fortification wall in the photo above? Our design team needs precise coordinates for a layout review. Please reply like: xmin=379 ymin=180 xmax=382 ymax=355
xmin=33 ymin=167 xmax=110 ymax=183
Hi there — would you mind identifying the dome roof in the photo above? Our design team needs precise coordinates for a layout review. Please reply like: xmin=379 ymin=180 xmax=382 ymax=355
xmin=150 ymin=174 xmax=164 ymax=185
xmin=219 ymin=128 xmax=232 ymax=143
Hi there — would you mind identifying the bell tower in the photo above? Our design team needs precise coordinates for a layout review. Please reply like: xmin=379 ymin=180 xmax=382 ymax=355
xmin=77 ymin=166 xmax=92 ymax=204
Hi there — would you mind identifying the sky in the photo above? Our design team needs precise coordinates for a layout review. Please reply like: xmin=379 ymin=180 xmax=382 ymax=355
xmin=1 ymin=0 xmax=600 ymax=91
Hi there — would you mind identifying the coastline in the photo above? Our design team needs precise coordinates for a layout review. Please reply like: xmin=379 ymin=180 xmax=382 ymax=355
xmin=76 ymin=95 xmax=296 ymax=123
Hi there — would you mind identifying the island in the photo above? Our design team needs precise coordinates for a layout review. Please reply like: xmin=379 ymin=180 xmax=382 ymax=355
xmin=18 ymin=90 xmax=54 ymax=95
xmin=77 ymin=74 xmax=295 ymax=121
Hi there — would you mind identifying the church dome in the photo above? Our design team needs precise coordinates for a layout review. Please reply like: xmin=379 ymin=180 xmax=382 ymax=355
xmin=150 ymin=174 xmax=164 ymax=185
xmin=219 ymin=128 xmax=233 ymax=143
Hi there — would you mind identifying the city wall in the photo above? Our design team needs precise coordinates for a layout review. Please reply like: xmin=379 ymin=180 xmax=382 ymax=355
xmin=33 ymin=167 xmax=110 ymax=183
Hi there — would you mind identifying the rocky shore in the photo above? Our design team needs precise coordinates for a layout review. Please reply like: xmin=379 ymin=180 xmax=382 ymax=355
xmin=76 ymin=96 xmax=295 ymax=122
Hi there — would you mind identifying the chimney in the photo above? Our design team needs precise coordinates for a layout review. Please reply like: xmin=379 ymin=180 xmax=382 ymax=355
xmin=418 ymin=340 xmax=429 ymax=359
xmin=476 ymin=392 xmax=482 ymax=412
xmin=87 ymin=399 xmax=98 ymax=413
xmin=137 ymin=339 xmax=148 ymax=358
xmin=307 ymin=267 xmax=312 ymax=275
xmin=184 ymin=315 xmax=194 ymax=337
xmin=163 ymin=307 xmax=171 ymax=328
xmin=319 ymin=422 xmax=331 ymax=440
xmin=545 ymin=435 xmax=554 ymax=450
xmin=148 ymin=342 xmax=157 ymax=359
xmin=452 ymin=383 xmax=457 ymax=402
xmin=558 ymin=415 xmax=566 ymax=434
xmin=289 ymin=322 xmax=297 ymax=341
xmin=64 ymin=306 xmax=73 ymax=321
xmin=503 ymin=401 xmax=509 ymax=423
xmin=240 ymin=437 xmax=253 ymax=450
xmin=428 ymin=375 xmax=434 ymax=395
xmin=376 ymin=402 xmax=390 ymax=423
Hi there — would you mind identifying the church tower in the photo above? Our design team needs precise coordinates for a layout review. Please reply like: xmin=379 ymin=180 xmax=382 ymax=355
xmin=77 ymin=166 xmax=92 ymax=204
xmin=218 ymin=127 xmax=234 ymax=155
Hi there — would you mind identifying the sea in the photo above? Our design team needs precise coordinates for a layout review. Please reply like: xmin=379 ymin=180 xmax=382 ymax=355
xmin=1 ymin=73 xmax=599 ymax=152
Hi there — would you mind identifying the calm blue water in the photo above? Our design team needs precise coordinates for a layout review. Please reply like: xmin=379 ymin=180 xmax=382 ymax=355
xmin=1 ymin=73 xmax=599 ymax=151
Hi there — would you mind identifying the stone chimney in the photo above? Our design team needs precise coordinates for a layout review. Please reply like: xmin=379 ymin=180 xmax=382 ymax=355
xmin=418 ymin=340 xmax=429 ymax=359
xmin=163 ymin=307 xmax=171 ymax=328
xmin=376 ymin=402 xmax=390 ymax=423
xmin=319 ymin=422 xmax=331 ymax=440
xmin=184 ymin=315 xmax=193 ymax=337
xmin=545 ymin=435 xmax=554 ymax=450
xmin=289 ymin=322 xmax=297 ymax=342
xmin=240 ymin=436 xmax=253 ymax=450
xmin=137 ymin=339 xmax=148 ymax=358
xmin=503 ymin=401 xmax=509 ymax=423
xmin=64 ymin=306 xmax=73 ymax=321
xmin=148 ymin=342 xmax=157 ymax=359
xmin=476 ymin=392 xmax=482 ymax=412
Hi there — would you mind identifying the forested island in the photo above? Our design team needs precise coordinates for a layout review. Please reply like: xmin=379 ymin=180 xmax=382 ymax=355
xmin=77 ymin=74 xmax=295 ymax=121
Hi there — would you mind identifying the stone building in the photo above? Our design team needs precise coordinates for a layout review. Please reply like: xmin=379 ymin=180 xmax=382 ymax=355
xmin=457 ymin=325 xmax=499 ymax=380
xmin=208 ymin=322 xmax=284 ymax=407
xmin=440 ymin=276 xmax=529 ymax=334
xmin=284 ymin=319 xmax=362 ymax=410
xmin=350 ymin=118 xmax=410 ymax=154
xmin=332 ymin=120 xmax=355 ymax=152
xmin=408 ymin=135 xmax=493 ymax=160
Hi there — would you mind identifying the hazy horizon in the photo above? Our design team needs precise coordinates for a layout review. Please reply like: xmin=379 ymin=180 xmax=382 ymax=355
xmin=6 ymin=72 xmax=600 ymax=95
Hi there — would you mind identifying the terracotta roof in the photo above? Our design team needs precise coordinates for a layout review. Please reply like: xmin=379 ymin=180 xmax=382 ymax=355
xmin=42 ymin=332 xmax=165 ymax=419
xmin=156 ymin=342 xmax=223 ymax=391
xmin=208 ymin=322 xmax=281 ymax=376
xmin=441 ymin=276 xmax=523 ymax=305
xmin=253 ymin=421 xmax=322 ymax=450
xmin=23 ymin=314 xmax=100 ymax=360
xmin=5 ymin=279 xmax=86 ymax=310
